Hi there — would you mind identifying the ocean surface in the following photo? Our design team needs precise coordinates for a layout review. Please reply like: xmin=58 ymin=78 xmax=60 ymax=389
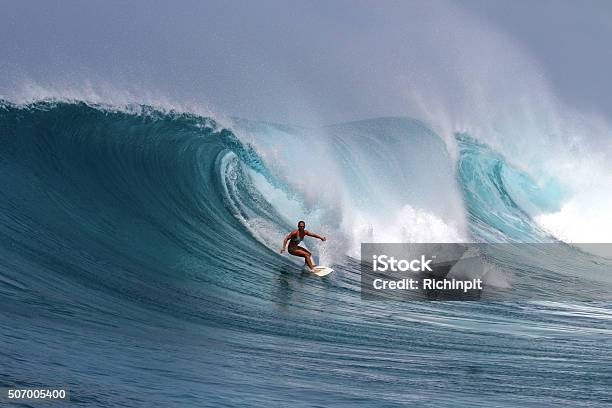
xmin=1 ymin=100 xmax=611 ymax=407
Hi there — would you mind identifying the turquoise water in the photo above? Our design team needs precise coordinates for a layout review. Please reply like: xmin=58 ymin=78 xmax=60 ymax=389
xmin=1 ymin=101 xmax=611 ymax=406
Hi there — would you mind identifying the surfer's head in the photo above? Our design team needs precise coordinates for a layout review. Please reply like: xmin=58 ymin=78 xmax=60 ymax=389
xmin=297 ymin=220 xmax=305 ymax=231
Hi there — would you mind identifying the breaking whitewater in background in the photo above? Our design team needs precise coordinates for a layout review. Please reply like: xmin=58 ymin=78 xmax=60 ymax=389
xmin=1 ymin=97 xmax=611 ymax=406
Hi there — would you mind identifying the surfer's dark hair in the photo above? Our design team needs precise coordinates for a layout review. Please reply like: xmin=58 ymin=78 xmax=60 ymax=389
xmin=298 ymin=220 xmax=305 ymax=227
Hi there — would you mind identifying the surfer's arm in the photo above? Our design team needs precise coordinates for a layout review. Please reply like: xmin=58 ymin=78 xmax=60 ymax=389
xmin=281 ymin=230 xmax=296 ymax=253
xmin=305 ymin=230 xmax=326 ymax=241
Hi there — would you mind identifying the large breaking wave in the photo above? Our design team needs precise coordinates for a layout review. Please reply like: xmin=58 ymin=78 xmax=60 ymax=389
xmin=1 ymin=100 xmax=611 ymax=407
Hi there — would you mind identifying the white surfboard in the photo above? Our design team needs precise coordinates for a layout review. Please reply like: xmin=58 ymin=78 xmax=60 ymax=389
xmin=313 ymin=266 xmax=334 ymax=276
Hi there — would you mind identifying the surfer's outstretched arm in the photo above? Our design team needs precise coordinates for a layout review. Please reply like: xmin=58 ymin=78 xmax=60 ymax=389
xmin=305 ymin=230 xmax=326 ymax=241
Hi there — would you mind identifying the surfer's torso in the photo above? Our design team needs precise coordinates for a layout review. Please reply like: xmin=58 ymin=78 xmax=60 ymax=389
xmin=288 ymin=230 xmax=306 ymax=248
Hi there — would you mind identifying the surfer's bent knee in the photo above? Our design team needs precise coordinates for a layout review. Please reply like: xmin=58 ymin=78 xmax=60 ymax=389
xmin=288 ymin=247 xmax=309 ymax=257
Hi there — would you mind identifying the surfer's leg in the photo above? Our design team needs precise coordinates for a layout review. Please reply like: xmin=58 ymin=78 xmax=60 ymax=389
xmin=301 ymin=248 xmax=314 ymax=269
xmin=289 ymin=245 xmax=311 ymax=257
xmin=297 ymin=247 xmax=313 ymax=268
xmin=288 ymin=247 xmax=315 ymax=270
xmin=304 ymin=254 xmax=314 ymax=270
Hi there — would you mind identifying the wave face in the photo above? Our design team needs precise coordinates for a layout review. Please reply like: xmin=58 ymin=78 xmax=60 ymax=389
xmin=1 ymin=101 xmax=611 ymax=407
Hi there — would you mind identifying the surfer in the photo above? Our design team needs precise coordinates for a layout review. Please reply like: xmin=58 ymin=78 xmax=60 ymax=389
xmin=281 ymin=221 xmax=326 ymax=270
